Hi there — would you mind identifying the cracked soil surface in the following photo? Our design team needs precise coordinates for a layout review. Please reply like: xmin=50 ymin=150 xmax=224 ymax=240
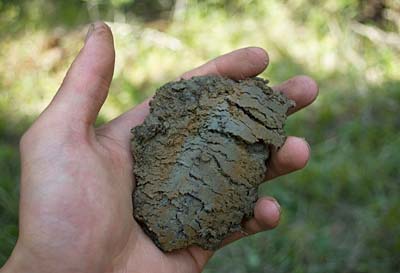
xmin=131 ymin=76 xmax=294 ymax=251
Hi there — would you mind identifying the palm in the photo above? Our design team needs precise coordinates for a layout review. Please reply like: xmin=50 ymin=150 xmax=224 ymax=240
xmin=4 ymin=23 xmax=318 ymax=273
xmin=92 ymin=132 xmax=208 ymax=273
xmin=18 ymin=126 xmax=206 ymax=273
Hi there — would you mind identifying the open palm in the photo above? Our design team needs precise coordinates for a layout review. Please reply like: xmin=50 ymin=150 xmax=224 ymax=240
xmin=1 ymin=22 xmax=318 ymax=273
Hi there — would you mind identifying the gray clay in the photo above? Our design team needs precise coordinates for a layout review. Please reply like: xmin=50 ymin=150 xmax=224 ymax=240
xmin=131 ymin=75 xmax=294 ymax=251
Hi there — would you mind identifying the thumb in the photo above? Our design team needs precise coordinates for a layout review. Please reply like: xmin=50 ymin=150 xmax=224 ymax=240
xmin=45 ymin=22 xmax=115 ymax=128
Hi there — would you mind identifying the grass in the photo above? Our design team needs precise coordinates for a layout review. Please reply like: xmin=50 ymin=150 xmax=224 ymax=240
xmin=0 ymin=116 xmax=23 ymax=263
xmin=0 ymin=0 xmax=399 ymax=271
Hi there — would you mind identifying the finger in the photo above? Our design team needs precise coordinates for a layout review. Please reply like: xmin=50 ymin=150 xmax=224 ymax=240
xmin=266 ymin=136 xmax=310 ymax=180
xmin=221 ymin=197 xmax=281 ymax=246
xmin=180 ymin=47 xmax=269 ymax=80
xmin=182 ymin=197 xmax=281 ymax=268
xmin=243 ymin=197 xmax=281 ymax=233
xmin=101 ymin=47 xmax=269 ymax=147
xmin=273 ymin=75 xmax=319 ymax=115
xmin=45 ymin=22 xmax=115 ymax=127
xmin=106 ymin=73 xmax=318 ymax=145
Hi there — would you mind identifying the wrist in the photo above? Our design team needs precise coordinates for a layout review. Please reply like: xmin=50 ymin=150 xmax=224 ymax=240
xmin=0 ymin=244 xmax=27 ymax=273
xmin=1 ymin=242 xmax=48 ymax=273
xmin=1 ymin=240 xmax=104 ymax=273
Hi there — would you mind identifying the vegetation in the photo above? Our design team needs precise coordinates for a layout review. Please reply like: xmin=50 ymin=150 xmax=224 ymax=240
xmin=0 ymin=0 xmax=399 ymax=271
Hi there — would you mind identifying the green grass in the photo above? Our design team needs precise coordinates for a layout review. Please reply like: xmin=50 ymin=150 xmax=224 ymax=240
xmin=0 ymin=116 xmax=23 ymax=264
xmin=1 ymin=0 xmax=399 ymax=271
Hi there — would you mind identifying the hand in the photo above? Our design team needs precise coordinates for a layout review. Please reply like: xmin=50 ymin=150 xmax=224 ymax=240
xmin=0 ymin=22 xmax=318 ymax=273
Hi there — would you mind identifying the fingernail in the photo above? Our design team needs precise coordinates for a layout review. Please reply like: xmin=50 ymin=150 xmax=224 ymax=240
xmin=266 ymin=197 xmax=281 ymax=214
xmin=85 ymin=23 xmax=95 ymax=43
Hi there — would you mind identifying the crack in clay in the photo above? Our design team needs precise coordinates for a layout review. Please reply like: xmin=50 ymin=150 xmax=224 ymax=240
xmin=210 ymin=153 xmax=252 ymax=189
xmin=230 ymin=100 xmax=280 ymax=130
xmin=131 ymin=75 xmax=294 ymax=251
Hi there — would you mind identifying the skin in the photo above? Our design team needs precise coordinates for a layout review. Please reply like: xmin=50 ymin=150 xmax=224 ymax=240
xmin=0 ymin=22 xmax=318 ymax=273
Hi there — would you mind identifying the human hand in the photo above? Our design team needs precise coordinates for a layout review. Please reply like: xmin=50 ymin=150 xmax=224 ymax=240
xmin=0 ymin=22 xmax=318 ymax=273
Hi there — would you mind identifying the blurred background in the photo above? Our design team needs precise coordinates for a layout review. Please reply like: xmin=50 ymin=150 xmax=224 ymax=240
xmin=0 ymin=0 xmax=399 ymax=272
